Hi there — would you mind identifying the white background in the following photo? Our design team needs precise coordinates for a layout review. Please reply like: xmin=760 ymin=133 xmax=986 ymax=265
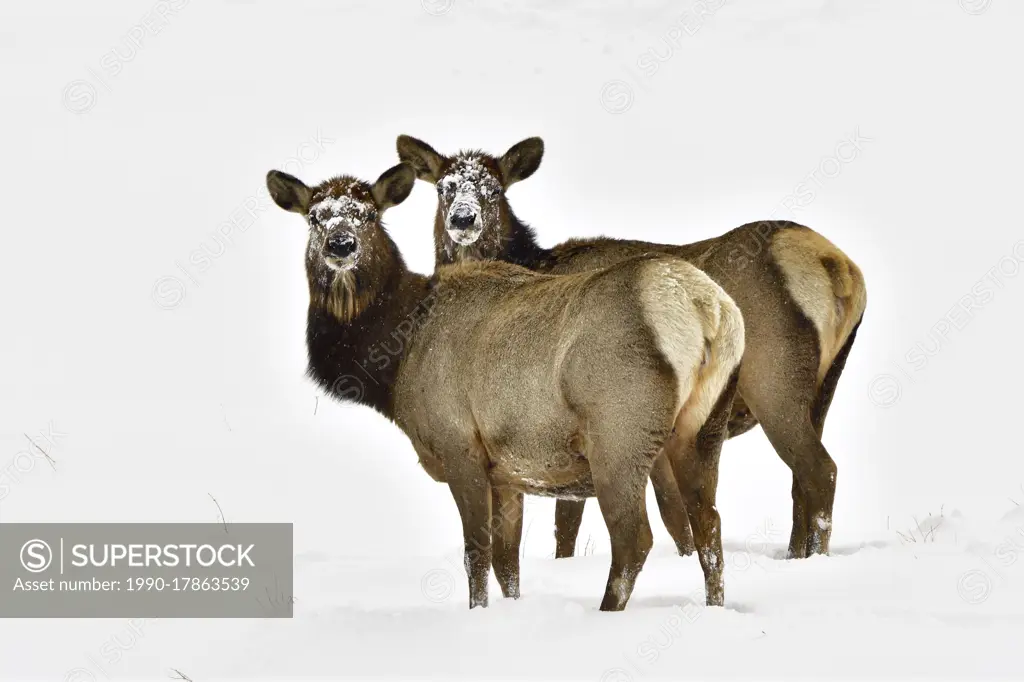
xmin=1 ymin=0 xmax=1023 ymax=679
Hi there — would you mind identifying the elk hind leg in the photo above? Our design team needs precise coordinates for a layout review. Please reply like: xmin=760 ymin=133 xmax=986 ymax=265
xmin=650 ymin=452 xmax=695 ymax=556
xmin=590 ymin=448 xmax=656 ymax=611
xmin=665 ymin=371 xmax=738 ymax=607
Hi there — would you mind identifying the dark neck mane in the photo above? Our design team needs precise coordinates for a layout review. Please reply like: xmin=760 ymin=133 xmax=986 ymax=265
xmin=305 ymin=248 xmax=433 ymax=420
xmin=503 ymin=207 xmax=553 ymax=269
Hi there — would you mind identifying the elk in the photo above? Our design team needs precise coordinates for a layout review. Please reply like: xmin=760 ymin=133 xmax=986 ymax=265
xmin=266 ymin=162 xmax=744 ymax=610
xmin=397 ymin=135 xmax=868 ymax=559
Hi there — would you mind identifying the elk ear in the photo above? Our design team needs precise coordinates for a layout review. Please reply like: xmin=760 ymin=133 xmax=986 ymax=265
xmin=500 ymin=137 xmax=544 ymax=187
xmin=372 ymin=163 xmax=416 ymax=210
xmin=266 ymin=170 xmax=312 ymax=214
xmin=396 ymin=135 xmax=445 ymax=183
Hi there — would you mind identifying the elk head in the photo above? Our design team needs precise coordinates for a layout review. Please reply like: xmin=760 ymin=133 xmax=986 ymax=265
xmin=266 ymin=163 xmax=416 ymax=321
xmin=397 ymin=135 xmax=544 ymax=263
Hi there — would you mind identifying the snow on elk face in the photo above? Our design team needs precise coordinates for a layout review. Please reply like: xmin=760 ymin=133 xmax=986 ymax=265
xmin=305 ymin=188 xmax=376 ymax=275
xmin=396 ymin=135 xmax=545 ymax=264
xmin=436 ymin=155 xmax=503 ymax=247
xmin=266 ymin=165 xmax=416 ymax=320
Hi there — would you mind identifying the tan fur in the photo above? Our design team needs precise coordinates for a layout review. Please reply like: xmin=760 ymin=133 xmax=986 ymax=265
xmin=389 ymin=255 xmax=742 ymax=609
xmin=637 ymin=259 xmax=745 ymax=440
xmin=770 ymin=229 xmax=867 ymax=383
xmin=396 ymin=136 xmax=872 ymax=559
xmin=320 ymin=271 xmax=375 ymax=322
xmin=398 ymin=136 xmax=870 ymax=560
xmin=275 ymin=159 xmax=745 ymax=609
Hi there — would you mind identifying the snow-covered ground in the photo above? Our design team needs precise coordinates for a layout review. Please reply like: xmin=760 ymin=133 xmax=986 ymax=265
xmin=2 ymin=0 xmax=1024 ymax=679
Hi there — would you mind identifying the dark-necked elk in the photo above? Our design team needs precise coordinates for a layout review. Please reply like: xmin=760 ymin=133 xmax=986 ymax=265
xmin=266 ymin=162 xmax=744 ymax=610
xmin=397 ymin=135 xmax=868 ymax=559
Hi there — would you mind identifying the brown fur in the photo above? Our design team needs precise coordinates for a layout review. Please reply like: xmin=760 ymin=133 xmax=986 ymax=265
xmin=268 ymin=163 xmax=745 ymax=611
xmin=397 ymin=135 xmax=868 ymax=558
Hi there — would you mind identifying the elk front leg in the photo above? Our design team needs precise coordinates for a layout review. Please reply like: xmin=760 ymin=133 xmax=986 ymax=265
xmin=650 ymin=452 xmax=695 ymax=556
xmin=444 ymin=447 xmax=493 ymax=609
xmin=491 ymin=487 xmax=523 ymax=599
xmin=554 ymin=499 xmax=585 ymax=558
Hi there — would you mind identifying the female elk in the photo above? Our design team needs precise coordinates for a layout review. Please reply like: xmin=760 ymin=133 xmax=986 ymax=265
xmin=397 ymin=135 xmax=868 ymax=559
xmin=267 ymin=163 xmax=744 ymax=610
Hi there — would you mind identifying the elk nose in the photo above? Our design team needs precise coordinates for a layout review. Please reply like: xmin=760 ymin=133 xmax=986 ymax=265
xmin=326 ymin=233 xmax=357 ymax=258
xmin=449 ymin=206 xmax=477 ymax=230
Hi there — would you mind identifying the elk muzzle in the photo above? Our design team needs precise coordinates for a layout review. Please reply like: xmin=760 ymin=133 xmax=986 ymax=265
xmin=446 ymin=203 xmax=483 ymax=245
xmin=324 ymin=232 xmax=359 ymax=270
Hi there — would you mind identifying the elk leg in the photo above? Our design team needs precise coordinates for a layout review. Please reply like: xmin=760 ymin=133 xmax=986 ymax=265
xmin=785 ymin=321 xmax=860 ymax=557
xmin=763 ymin=418 xmax=837 ymax=558
xmin=750 ymin=392 xmax=837 ymax=559
xmin=554 ymin=499 xmax=585 ymax=558
xmin=810 ymin=321 xmax=861 ymax=440
xmin=444 ymin=449 xmax=492 ymax=609
xmin=735 ymin=312 xmax=853 ymax=558
xmin=650 ymin=452 xmax=695 ymax=556
xmin=749 ymin=322 xmax=861 ymax=559
xmin=590 ymin=453 xmax=655 ymax=611
xmin=789 ymin=475 xmax=809 ymax=558
xmin=665 ymin=371 xmax=737 ymax=607
xmin=491 ymin=487 xmax=523 ymax=599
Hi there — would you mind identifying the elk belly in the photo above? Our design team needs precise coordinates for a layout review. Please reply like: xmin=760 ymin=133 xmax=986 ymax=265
xmin=485 ymin=444 xmax=594 ymax=500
